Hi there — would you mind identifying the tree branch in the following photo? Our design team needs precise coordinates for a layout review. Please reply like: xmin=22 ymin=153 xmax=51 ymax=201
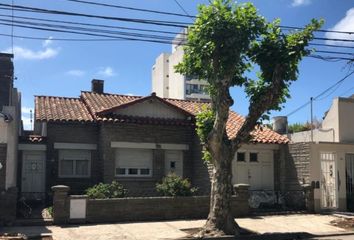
xmin=231 ymin=64 xmax=284 ymax=151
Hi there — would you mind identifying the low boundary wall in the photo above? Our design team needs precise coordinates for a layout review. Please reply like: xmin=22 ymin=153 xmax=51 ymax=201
xmin=51 ymin=184 xmax=250 ymax=224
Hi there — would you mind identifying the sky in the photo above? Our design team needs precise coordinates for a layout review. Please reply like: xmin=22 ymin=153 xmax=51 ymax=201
xmin=0 ymin=0 xmax=353 ymax=130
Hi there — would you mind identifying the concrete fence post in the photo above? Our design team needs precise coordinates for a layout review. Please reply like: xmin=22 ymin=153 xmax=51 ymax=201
xmin=233 ymin=184 xmax=250 ymax=216
xmin=51 ymin=185 xmax=70 ymax=224
xmin=302 ymin=184 xmax=315 ymax=213
xmin=234 ymin=183 xmax=250 ymax=198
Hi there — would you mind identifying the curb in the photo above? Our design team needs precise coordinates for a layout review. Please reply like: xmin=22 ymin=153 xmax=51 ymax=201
xmin=177 ymin=231 xmax=354 ymax=240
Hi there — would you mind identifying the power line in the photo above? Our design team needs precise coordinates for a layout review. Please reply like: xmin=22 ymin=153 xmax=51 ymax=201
xmin=309 ymin=43 xmax=354 ymax=50
xmin=2 ymin=14 xmax=354 ymax=48
xmin=0 ymin=14 xmax=182 ymax=36
xmin=286 ymin=69 xmax=354 ymax=117
xmin=173 ymin=0 xmax=194 ymax=20
xmin=64 ymin=0 xmax=194 ymax=18
xmin=2 ymin=2 xmax=354 ymax=36
xmin=0 ymin=3 xmax=189 ymax=27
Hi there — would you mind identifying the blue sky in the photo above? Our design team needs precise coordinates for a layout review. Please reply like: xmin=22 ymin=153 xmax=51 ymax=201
xmin=0 ymin=0 xmax=353 ymax=129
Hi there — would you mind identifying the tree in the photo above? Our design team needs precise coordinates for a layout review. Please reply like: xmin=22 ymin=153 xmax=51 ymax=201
xmin=176 ymin=0 xmax=322 ymax=237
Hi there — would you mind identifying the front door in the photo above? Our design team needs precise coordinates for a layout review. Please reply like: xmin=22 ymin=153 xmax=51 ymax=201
xmin=233 ymin=151 xmax=274 ymax=190
xmin=346 ymin=154 xmax=354 ymax=211
xmin=21 ymin=151 xmax=46 ymax=200
xmin=164 ymin=150 xmax=183 ymax=177
xmin=320 ymin=152 xmax=337 ymax=209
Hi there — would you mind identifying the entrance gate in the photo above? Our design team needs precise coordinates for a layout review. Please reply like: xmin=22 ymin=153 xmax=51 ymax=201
xmin=346 ymin=154 xmax=354 ymax=211
xmin=320 ymin=152 xmax=337 ymax=209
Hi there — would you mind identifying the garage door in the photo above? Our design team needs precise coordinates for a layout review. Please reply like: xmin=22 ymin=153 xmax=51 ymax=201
xmin=232 ymin=151 xmax=274 ymax=190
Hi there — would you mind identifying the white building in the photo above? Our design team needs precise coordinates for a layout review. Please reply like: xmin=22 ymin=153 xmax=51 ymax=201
xmin=152 ymin=30 xmax=210 ymax=101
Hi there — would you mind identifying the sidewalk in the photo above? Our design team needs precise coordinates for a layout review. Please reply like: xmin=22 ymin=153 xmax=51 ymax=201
xmin=0 ymin=214 xmax=352 ymax=240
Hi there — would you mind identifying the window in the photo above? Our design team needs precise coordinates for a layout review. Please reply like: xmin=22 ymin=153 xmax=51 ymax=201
xmin=115 ymin=148 xmax=153 ymax=177
xmin=250 ymin=152 xmax=258 ymax=162
xmin=59 ymin=149 xmax=91 ymax=178
xmin=237 ymin=152 xmax=246 ymax=162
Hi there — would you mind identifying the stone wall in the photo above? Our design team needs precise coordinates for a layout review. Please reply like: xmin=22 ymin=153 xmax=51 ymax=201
xmin=51 ymin=184 xmax=249 ymax=224
xmin=46 ymin=122 xmax=100 ymax=194
xmin=99 ymin=123 xmax=195 ymax=196
xmin=279 ymin=143 xmax=311 ymax=209
xmin=0 ymin=144 xmax=7 ymax=190
xmin=190 ymin=136 xmax=212 ymax=195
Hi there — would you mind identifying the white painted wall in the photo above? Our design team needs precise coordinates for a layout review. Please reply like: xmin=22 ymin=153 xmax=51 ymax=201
xmin=232 ymin=144 xmax=278 ymax=190
xmin=287 ymin=128 xmax=335 ymax=143
xmin=0 ymin=119 xmax=7 ymax=143
xmin=152 ymin=53 xmax=170 ymax=98
xmin=338 ymin=98 xmax=354 ymax=143
xmin=115 ymin=98 xmax=186 ymax=119
xmin=168 ymin=46 xmax=186 ymax=99
xmin=308 ymin=142 xmax=354 ymax=212
xmin=152 ymin=30 xmax=211 ymax=101
xmin=3 ymin=103 xmax=19 ymax=189
xmin=322 ymin=98 xmax=340 ymax=142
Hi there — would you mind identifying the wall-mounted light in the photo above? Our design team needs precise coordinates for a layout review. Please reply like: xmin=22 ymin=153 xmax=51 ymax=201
xmin=0 ymin=162 xmax=3 ymax=170
xmin=0 ymin=112 xmax=13 ymax=123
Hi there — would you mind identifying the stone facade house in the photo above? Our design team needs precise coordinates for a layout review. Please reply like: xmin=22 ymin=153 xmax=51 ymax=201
xmin=17 ymin=80 xmax=289 ymax=200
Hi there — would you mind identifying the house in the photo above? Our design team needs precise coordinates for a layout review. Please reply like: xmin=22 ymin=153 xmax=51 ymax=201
xmin=17 ymin=79 xmax=288 ymax=201
xmin=0 ymin=53 xmax=21 ymax=224
xmin=152 ymin=29 xmax=210 ymax=101
xmin=285 ymin=96 xmax=354 ymax=212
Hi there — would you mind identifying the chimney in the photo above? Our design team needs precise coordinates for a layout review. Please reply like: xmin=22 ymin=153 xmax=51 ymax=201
xmin=0 ymin=53 xmax=14 ymax=109
xmin=272 ymin=116 xmax=288 ymax=134
xmin=91 ymin=79 xmax=104 ymax=94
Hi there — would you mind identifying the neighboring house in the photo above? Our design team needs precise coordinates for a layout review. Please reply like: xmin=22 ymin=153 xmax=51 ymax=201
xmin=0 ymin=53 xmax=21 ymax=224
xmin=152 ymin=29 xmax=211 ymax=101
xmin=284 ymin=96 xmax=354 ymax=212
xmin=18 ymin=79 xmax=288 ymax=201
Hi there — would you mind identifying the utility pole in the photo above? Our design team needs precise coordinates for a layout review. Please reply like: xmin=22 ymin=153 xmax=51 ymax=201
xmin=310 ymin=97 xmax=313 ymax=142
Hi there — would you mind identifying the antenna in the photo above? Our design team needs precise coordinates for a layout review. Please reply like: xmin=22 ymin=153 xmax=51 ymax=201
xmin=30 ymin=109 xmax=33 ymax=131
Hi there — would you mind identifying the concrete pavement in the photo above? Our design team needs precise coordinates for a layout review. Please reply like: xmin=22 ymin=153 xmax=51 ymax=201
xmin=0 ymin=214 xmax=352 ymax=240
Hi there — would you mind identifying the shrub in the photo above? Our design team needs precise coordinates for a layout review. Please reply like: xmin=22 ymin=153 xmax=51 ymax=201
xmin=85 ymin=181 xmax=127 ymax=199
xmin=156 ymin=174 xmax=198 ymax=197
xmin=47 ymin=206 xmax=53 ymax=217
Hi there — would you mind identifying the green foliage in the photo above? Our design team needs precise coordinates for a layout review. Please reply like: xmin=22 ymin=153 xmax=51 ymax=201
xmin=196 ymin=107 xmax=215 ymax=143
xmin=288 ymin=122 xmax=311 ymax=133
xmin=47 ymin=206 xmax=53 ymax=217
xmin=175 ymin=0 xmax=323 ymax=121
xmin=85 ymin=181 xmax=127 ymax=199
xmin=156 ymin=174 xmax=198 ymax=197
xmin=195 ymin=107 xmax=215 ymax=163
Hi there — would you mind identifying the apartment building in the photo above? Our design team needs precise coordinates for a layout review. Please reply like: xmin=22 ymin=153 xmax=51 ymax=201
xmin=152 ymin=30 xmax=210 ymax=101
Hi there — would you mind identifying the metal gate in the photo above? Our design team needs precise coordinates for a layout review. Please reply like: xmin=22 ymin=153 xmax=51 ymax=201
xmin=346 ymin=154 xmax=354 ymax=211
xmin=320 ymin=152 xmax=337 ymax=209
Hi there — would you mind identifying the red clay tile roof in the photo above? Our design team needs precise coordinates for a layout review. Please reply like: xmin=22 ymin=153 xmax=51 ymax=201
xmin=35 ymin=92 xmax=289 ymax=144
xmin=35 ymin=96 xmax=93 ymax=122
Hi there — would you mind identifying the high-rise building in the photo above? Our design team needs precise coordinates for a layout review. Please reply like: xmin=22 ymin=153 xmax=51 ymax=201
xmin=152 ymin=30 xmax=210 ymax=101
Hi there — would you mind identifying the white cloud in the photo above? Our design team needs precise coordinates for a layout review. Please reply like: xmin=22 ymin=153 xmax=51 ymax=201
xmin=291 ymin=0 xmax=311 ymax=7
xmin=22 ymin=116 xmax=33 ymax=130
xmin=67 ymin=69 xmax=86 ymax=77
xmin=97 ymin=66 xmax=115 ymax=77
xmin=325 ymin=8 xmax=354 ymax=46
xmin=4 ymin=46 xmax=59 ymax=60
xmin=21 ymin=107 xmax=33 ymax=114
xmin=42 ymin=36 xmax=53 ymax=47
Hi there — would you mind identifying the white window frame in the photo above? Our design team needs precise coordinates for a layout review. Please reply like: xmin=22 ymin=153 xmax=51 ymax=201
xmin=115 ymin=148 xmax=153 ymax=178
xmin=58 ymin=149 xmax=91 ymax=178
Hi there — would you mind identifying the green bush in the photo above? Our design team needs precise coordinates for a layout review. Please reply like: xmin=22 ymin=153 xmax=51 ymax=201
xmin=85 ymin=181 xmax=127 ymax=199
xmin=156 ymin=174 xmax=198 ymax=197
xmin=47 ymin=206 xmax=53 ymax=217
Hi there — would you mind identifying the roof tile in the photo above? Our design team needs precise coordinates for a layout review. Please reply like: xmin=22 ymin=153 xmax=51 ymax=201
xmin=35 ymin=91 xmax=289 ymax=144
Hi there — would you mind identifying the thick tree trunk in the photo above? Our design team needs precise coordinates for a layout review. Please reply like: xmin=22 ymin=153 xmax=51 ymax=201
xmin=198 ymin=149 xmax=239 ymax=237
